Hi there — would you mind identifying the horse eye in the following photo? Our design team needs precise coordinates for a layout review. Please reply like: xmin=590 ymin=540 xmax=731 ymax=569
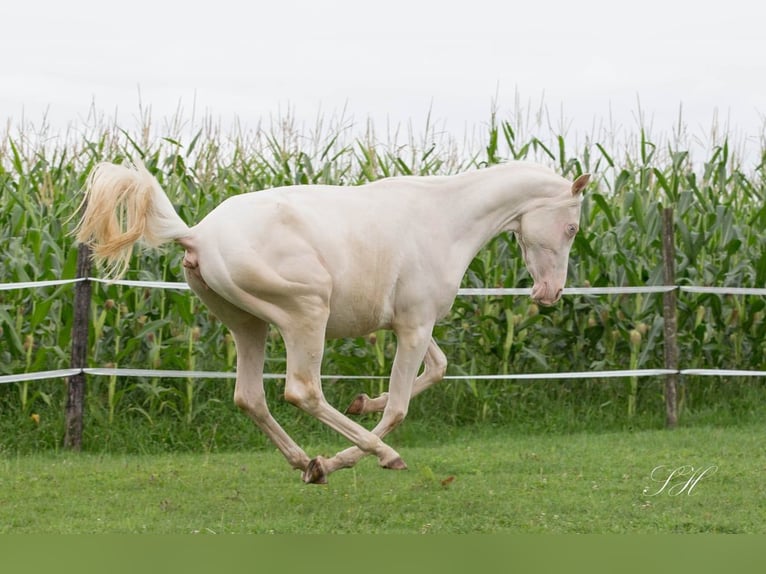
xmin=566 ymin=224 xmax=578 ymax=236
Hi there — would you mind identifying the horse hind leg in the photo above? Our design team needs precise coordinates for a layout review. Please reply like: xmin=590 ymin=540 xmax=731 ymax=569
xmin=346 ymin=338 xmax=447 ymax=415
xmin=185 ymin=267 xmax=310 ymax=473
xmin=232 ymin=321 xmax=311 ymax=473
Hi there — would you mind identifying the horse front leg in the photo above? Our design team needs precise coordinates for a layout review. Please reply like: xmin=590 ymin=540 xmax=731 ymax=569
xmin=323 ymin=326 xmax=434 ymax=475
xmin=279 ymin=309 xmax=406 ymax=484
xmin=346 ymin=337 xmax=447 ymax=415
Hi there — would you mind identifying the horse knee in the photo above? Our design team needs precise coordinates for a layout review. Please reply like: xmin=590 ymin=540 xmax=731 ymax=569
xmin=433 ymin=359 xmax=447 ymax=381
xmin=430 ymin=350 xmax=448 ymax=381
xmin=284 ymin=380 xmax=322 ymax=412
xmin=234 ymin=388 xmax=269 ymax=420
xmin=384 ymin=405 xmax=408 ymax=428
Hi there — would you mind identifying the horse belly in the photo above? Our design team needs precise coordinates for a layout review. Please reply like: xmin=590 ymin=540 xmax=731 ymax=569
xmin=325 ymin=284 xmax=394 ymax=338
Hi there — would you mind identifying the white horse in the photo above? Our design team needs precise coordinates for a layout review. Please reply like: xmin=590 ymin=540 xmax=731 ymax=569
xmin=76 ymin=160 xmax=589 ymax=483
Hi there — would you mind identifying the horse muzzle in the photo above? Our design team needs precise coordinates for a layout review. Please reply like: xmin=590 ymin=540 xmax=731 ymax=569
xmin=531 ymin=282 xmax=563 ymax=306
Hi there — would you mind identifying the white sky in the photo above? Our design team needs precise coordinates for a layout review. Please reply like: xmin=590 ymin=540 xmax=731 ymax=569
xmin=2 ymin=0 xmax=765 ymax=160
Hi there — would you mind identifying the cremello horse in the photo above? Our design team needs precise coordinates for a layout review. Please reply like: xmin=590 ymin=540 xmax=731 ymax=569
xmin=76 ymin=160 xmax=589 ymax=484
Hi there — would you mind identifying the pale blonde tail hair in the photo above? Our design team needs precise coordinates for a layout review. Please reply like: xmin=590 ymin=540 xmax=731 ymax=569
xmin=74 ymin=161 xmax=190 ymax=278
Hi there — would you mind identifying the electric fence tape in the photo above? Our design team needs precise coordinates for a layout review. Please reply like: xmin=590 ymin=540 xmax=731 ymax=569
xmin=3 ymin=278 xmax=766 ymax=385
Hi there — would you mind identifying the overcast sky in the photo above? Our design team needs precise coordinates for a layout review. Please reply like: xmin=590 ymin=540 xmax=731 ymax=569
xmin=2 ymin=0 xmax=764 ymax=160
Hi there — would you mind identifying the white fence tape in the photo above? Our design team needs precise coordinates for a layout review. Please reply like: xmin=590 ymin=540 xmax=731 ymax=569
xmin=680 ymin=368 xmax=766 ymax=377
xmin=564 ymin=286 xmax=677 ymax=295
xmin=0 ymin=277 xmax=191 ymax=291
xmin=0 ymin=278 xmax=82 ymax=291
xmin=82 ymin=367 xmax=234 ymax=379
xmin=90 ymin=278 xmax=191 ymax=290
xmin=66 ymin=367 xmax=686 ymax=381
xmin=2 ymin=278 xmax=765 ymax=386
xmin=4 ymin=277 xmax=766 ymax=296
xmin=0 ymin=369 xmax=81 ymax=385
xmin=679 ymin=286 xmax=766 ymax=296
xmin=444 ymin=369 xmax=678 ymax=380
xmin=459 ymin=286 xmax=677 ymax=296
xmin=1 ymin=367 xmax=762 ymax=385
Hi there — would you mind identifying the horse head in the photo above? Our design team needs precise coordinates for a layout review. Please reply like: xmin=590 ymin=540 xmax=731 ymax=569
xmin=514 ymin=173 xmax=589 ymax=306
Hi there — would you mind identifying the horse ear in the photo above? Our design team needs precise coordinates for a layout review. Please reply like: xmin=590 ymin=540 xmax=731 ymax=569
xmin=571 ymin=173 xmax=590 ymax=196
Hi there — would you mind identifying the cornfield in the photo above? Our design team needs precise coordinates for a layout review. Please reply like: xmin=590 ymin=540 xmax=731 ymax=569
xmin=1 ymin=109 xmax=765 ymax=452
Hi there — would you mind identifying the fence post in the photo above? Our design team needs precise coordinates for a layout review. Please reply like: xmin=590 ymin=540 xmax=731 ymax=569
xmin=64 ymin=242 xmax=92 ymax=450
xmin=661 ymin=207 xmax=679 ymax=428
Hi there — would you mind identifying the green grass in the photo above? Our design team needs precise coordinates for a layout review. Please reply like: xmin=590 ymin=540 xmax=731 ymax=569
xmin=2 ymin=422 xmax=764 ymax=533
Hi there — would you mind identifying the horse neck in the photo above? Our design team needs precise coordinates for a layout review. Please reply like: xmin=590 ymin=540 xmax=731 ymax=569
xmin=443 ymin=166 xmax=558 ymax=259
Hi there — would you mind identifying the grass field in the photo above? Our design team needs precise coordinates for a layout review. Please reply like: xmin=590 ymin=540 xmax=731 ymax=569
xmin=2 ymin=421 xmax=764 ymax=534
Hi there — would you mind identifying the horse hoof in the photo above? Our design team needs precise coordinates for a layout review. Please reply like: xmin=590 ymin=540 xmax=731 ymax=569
xmin=382 ymin=456 xmax=408 ymax=471
xmin=302 ymin=456 xmax=329 ymax=484
xmin=345 ymin=393 xmax=369 ymax=415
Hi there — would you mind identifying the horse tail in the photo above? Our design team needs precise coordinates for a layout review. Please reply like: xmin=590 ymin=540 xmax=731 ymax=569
xmin=74 ymin=161 xmax=191 ymax=278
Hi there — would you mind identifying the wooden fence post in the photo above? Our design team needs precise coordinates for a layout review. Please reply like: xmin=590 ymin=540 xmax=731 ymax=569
xmin=64 ymin=242 xmax=92 ymax=450
xmin=662 ymin=207 xmax=679 ymax=428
